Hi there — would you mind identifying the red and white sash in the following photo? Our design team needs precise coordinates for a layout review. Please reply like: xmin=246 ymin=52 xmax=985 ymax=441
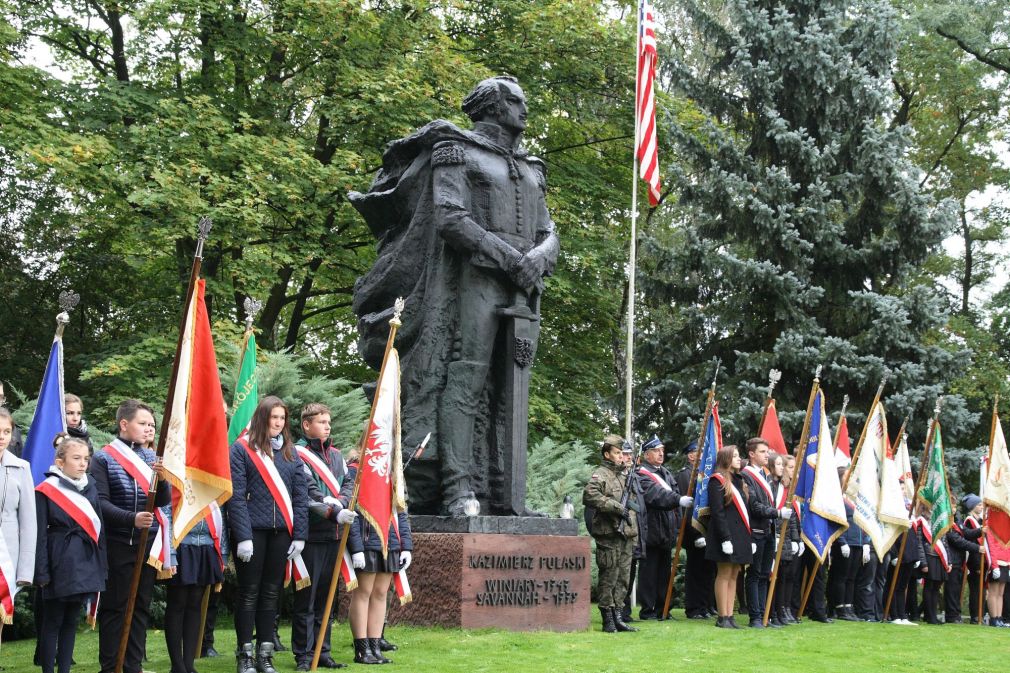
xmin=394 ymin=567 xmax=412 ymax=605
xmin=0 ymin=529 xmax=15 ymax=624
xmin=637 ymin=466 xmax=672 ymax=491
xmin=241 ymin=440 xmax=310 ymax=589
xmin=103 ymin=440 xmax=171 ymax=573
xmin=774 ymin=483 xmax=786 ymax=509
xmin=296 ymin=445 xmax=344 ymax=499
xmin=37 ymin=476 xmax=103 ymax=626
xmin=917 ymin=516 xmax=950 ymax=572
xmin=964 ymin=515 xmax=991 ymax=566
xmin=711 ymin=472 xmax=751 ymax=534
xmin=742 ymin=465 xmax=774 ymax=504
xmin=206 ymin=502 xmax=225 ymax=575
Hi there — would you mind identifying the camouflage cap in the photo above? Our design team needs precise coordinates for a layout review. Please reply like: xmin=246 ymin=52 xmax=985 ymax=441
xmin=602 ymin=433 xmax=625 ymax=451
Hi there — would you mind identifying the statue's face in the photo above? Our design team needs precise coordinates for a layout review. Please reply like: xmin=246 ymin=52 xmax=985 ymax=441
xmin=496 ymin=81 xmax=527 ymax=133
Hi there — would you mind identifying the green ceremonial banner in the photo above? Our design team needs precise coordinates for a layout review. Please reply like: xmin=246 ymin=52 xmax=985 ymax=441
xmin=917 ymin=422 xmax=953 ymax=543
xmin=227 ymin=331 xmax=259 ymax=444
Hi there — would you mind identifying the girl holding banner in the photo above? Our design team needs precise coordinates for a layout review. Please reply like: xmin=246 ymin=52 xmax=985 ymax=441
xmin=227 ymin=397 xmax=309 ymax=673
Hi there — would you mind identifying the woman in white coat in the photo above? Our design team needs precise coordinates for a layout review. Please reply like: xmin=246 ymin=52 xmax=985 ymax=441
xmin=0 ymin=407 xmax=37 ymax=598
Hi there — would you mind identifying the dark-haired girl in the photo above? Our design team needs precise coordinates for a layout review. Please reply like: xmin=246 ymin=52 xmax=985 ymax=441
xmin=705 ymin=445 xmax=753 ymax=629
xmin=227 ymin=397 xmax=308 ymax=673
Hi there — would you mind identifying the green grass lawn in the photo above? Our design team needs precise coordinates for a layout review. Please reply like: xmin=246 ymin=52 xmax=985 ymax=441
xmin=6 ymin=609 xmax=1008 ymax=673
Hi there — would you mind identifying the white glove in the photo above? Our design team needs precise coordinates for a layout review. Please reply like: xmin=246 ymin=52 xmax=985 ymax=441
xmin=891 ymin=556 xmax=899 ymax=567
xmin=751 ymin=543 xmax=757 ymax=554
xmin=286 ymin=540 xmax=305 ymax=560
xmin=841 ymin=544 xmax=850 ymax=558
xmin=322 ymin=496 xmax=343 ymax=509
xmin=352 ymin=552 xmax=366 ymax=569
xmin=798 ymin=543 xmax=805 ymax=557
xmin=779 ymin=507 xmax=792 ymax=520
xmin=400 ymin=550 xmax=412 ymax=570
xmin=790 ymin=542 xmax=800 ymax=555
xmin=679 ymin=496 xmax=694 ymax=509
xmin=694 ymin=537 xmax=707 ymax=549
xmin=993 ymin=568 xmax=1002 ymax=580
xmin=237 ymin=540 xmax=254 ymax=563
xmin=862 ymin=545 xmax=871 ymax=564
xmin=721 ymin=541 xmax=734 ymax=555
xmin=336 ymin=509 xmax=358 ymax=524
xmin=913 ymin=560 xmax=921 ymax=569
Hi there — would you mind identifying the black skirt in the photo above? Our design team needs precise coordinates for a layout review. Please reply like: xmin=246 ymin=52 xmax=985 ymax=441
xmin=361 ymin=549 xmax=401 ymax=574
xmin=991 ymin=564 xmax=1010 ymax=584
xmin=169 ymin=544 xmax=225 ymax=586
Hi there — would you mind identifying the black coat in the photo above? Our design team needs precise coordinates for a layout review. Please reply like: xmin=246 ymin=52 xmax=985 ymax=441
xmin=945 ymin=524 xmax=982 ymax=568
xmin=741 ymin=467 xmax=778 ymax=538
xmin=676 ymin=465 xmax=702 ymax=543
xmin=635 ymin=463 xmax=680 ymax=549
xmin=227 ymin=439 xmax=309 ymax=543
xmin=35 ymin=473 xmax=108 ymax=600
xmin=963 ymin=515 xmax=987 ymax=573
xmin=704 ymin=473 xmax=753 ymax=565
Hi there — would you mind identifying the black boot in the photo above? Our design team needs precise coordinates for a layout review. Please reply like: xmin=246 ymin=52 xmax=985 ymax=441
xmin=353 ymin=639 xmax=381 ymax=665
xmin=377 ymin=625 xmax=397 ymax=652
xmin=727 ymin=616 xmax=743 ymax=629
xmin=236 ymin=644 xmax=256 ymax=673
xmin=715 ymin=616 xmax=728 ymax=628
xmin=600 ymin=606 xmax=617 ymax=633
xmin=368 ymin=639 xmax=392 ymax=664
xmin=256 ymin=642 xmax=277 ymax=673
xmin=612 ymin=607 xmax=638 ymax=632
xmin=271 ymin=616 xmax=286 ymax=652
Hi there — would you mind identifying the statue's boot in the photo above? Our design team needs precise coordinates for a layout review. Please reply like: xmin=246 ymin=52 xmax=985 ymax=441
xmin=439 ymin=360 xmax=488 ymax=514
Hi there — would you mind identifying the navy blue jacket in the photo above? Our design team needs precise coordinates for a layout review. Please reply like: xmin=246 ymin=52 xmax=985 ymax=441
xmin=89 ymin=439 xmax=172 ymax=545
xmin=35 ymin=472 xmax=108 ymax=599
xmin=840 ymin=499 xmax=869 ymax=546
xmin=227 ymin=439 xmax=309 ymax=543
xmin=341 ymin=463 xmax=412 ymax=554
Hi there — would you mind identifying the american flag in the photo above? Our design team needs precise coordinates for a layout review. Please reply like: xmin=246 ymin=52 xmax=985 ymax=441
xmin=636 ymin=0 xmax=661 ymax=206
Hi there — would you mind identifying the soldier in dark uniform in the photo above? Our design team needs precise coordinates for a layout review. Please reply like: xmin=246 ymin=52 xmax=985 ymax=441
xmin=677 ymin=441 xmax=716 ymax=619
xmin=634 ymin=436 xmax=693 ymax=620
xmin=584 ymin=434 xmax=639 ymax=633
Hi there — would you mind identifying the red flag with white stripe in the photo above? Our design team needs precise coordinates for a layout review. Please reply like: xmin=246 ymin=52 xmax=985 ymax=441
xmin=636 ymin=0 xmax=661 ymax=205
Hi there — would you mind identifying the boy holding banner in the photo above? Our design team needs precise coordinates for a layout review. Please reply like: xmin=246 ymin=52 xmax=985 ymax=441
xmin=89 ymin=400 xmax=171 ymax=673
xmin=291 ymin=403 xmax=357 ymax=670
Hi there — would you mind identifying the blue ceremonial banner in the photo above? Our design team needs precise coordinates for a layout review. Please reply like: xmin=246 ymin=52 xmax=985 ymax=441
xmin=691 ymin=402 xmax=722 ymax=534
xmin=22 ymin=338 xmax=67 ymax=485
xmin=795 ymin=390 xmax=848 ymax=562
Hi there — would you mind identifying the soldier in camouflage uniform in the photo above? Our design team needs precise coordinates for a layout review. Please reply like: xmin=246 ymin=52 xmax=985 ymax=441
xmin=584 ymin=434 xmax=639 ymax=633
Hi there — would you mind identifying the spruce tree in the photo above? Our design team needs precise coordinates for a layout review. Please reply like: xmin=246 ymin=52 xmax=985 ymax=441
xmin=635 ymin=0 xmax=976 ymax=455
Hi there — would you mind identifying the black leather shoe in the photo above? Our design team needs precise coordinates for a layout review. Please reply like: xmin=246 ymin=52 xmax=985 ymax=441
xmin=613 ymin=608 xmax=639 ymax=632
xmin=688 ymin=613 xmax=708 ymax=620
xmin=202 ymin=647 xmax=220 ymax=659
xmin=318 ymin=655 xmax=347 ymax=669
xmin=353 ymin=639 xmax=381 ymax=665
xmin=810 ymin=615 xmax=834 ymax=623
xmin=748 ymin=619 xmax=764 ymax=628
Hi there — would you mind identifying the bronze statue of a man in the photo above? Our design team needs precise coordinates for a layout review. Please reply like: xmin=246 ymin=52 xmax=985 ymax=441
xmin=350 ymin=76 xmax=559 ymax=516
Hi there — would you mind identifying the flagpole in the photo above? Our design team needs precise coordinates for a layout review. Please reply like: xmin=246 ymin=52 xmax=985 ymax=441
xmin=115 ymin=216 xmax=212 ymax=673
xmin=793 ymin=389 xmax=865 ymax=620
xmin=763 ymin=365 xmax=822 ymax=625
xmin=624 ymin=4 xmax=643 ymax=441
xmin=977 ymin=394 xmax=999 ymax=625
xmin=841 ymin=375 xmax=888 ymax=494
xmin=312 ymin=298 xmax=405 ymax=671
xmin=661 ymin=359 xmax=720 ymax=618
xmin=883 ymin=396 xmax=943 ymax=622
